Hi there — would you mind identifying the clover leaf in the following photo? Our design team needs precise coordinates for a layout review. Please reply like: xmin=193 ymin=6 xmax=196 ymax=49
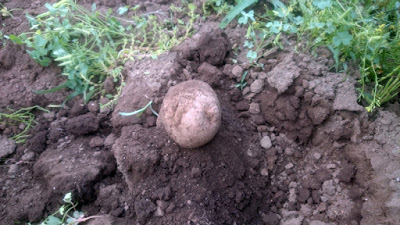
xmin=238 ymin=10 xmax=255 ymax=25
xmin=247 ymin=50 xmax=257 ymax=61
xmin=244 ymin=40 xmax=254 ymax=48
xmin=332 ymin=30 xmax=353 ymax=47
xmin=266 ymin=21 xmax=282 ymax=34
xmin=312 ymin=0 xmax=332 ymax=9
xmin=118 ymin=6 xmax=128 ymax=15
xmin=293 ymin=16 xmax=304 ymax=26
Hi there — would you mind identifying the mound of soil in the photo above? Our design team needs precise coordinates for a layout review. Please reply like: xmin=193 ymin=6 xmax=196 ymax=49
xmin=1 ymin=1 xmax=400 ymax=225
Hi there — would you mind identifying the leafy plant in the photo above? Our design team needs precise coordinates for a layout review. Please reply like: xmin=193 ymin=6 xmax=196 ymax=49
xmin=202 ymin=0 xmax=233 ymax=16
xmin=219 ymin=0 xmax=400 ymax=112
xmin=235 ymin=70 xmax=248 ymax=90
xmin=10 ymin=0 xmax=197 ymax=106
xmin=30 ymin=192 xmax=101 ymax=225
xmin=238 ymin=10 xmax=255 ymax=25
xmin=0 ymin=106 xmax=49 ymax=143
xmin=219 ymin=0 xmax=258 ymax=29
xmin=0 ymin=3 xmax=20 ymax=18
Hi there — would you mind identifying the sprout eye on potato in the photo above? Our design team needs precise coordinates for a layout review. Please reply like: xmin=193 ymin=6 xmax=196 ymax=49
xmin=157 ymin=80 xmax=221 ymax=149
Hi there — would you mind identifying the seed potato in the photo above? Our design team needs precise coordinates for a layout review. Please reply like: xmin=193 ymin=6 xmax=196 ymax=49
xmin=157 ymin=80 xmax=221 ymax=149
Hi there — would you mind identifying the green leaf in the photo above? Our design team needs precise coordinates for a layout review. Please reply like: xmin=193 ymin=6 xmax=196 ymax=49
xmin=43 ymin=215 xmax=62 ymax=225
xmin=107 ymin=8 xmax=113 ymax=15
xmin=247 ymin=50 xmax=257 ymax=61
xmin=325 ymin=22 xmax=336 ymax=34
xmin=309 ymin=22 xmax=325 ymax=29
xmin=271 ymin=0 xmax=286 ymax=9
xmin=73 ymin=210 xmax=84 ymax=219
xmin=118 ymin=6 xmax=128 ymax=15
xmin=34 ymin=82 xmax=68 ymax=94
xmin=34 ymin=34 xmax=47 ymax=47
xmin=8 ymin=34 xmax=24 ymax=44
xmin=188 ymin=3 xmax=196 ymax=12
xmin=283 ymin=24 xmax=297 ymax=33
xmin=38 ymin=57 xmax=52 ymax=66
xmin=26 ymin=14 xmax=38 ymax=27
xmin=241 ymin=10 xmax=255 ymax=23
xmin=274 ymin=7 xmax=288 ymax=18
xmin=238 ymin=16 xmax=247 ymax=24
xmin=119 ymin=101 xmax=153 ymax=117
xmin=45 ymin=3 xmax=57 ymax=15
xmin=332 ymin=30 xmax=353 ymax=47
xmin=58 ymin=6 xmax=69 ymax=17
xmin=293 ymin=16 xmax=304 ymax=25
xmin=219 ymin=0 xmax=258 ymax=29
xmin=58 ymin=206 xmax=65 ymax=215
xmin=312 ymin=0 xmax=332 ymax=9
xmin=244 ymin=40 xmax=254 ymax=48
xmin=91 ymin=3 xmax=96 ymax=12
xmin=266 ymin=21 xmax=282 ymax=33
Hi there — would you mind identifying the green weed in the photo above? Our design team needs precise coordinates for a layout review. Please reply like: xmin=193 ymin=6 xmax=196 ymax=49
xmin=235 ymin=70 xmax=248 ymax=90
xmin=221 ymin=0 xmax=400 ymax=112
xmin=10 ymin=0 xmax=197 ymax=106
xmin=0 ymin=3 xmax=20 ymax=18
xmin=219 ymin=0 xmax=258 ymax=29
xmin=202 ymin=0 xmax=233 ymax=16
xmin=0 ymin=106 xmax=49 ymax=143
xmin=29 ymin=192 xmax=100 ymax=225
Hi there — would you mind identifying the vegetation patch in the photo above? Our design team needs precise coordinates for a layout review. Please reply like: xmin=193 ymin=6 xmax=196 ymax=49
xmin=9 ymin=0 xmax=198 ymax=106
xmin=0 ymin=106 xmax=48 ymax=143
xmin=214 ymin=0 xmax=400 ymax=111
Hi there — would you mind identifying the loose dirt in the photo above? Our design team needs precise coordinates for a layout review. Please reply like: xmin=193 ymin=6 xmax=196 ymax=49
xmin=1 ymin=1 xmax=400 ymax=225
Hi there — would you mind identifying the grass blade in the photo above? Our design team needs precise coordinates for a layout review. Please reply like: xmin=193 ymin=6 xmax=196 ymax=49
xmin=34 ymin=82 xmax=68 ymax=94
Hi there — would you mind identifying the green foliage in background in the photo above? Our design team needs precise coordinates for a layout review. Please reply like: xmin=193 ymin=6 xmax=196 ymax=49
xmin=217 ymin=0 xmax=400 ymax=112
xmin=9 ymin=0 xmax=197 ymax=106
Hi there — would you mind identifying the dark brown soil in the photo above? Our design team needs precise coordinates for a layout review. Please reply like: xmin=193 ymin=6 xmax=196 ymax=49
xmin=1 ymin=1 xmax=400 ymax=225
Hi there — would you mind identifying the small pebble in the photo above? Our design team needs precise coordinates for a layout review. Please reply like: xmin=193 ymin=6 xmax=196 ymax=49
xmin=242 ymin=87 xmax=250 ymax=96
xmin=326 ymin=163 xmax=337 ymax=169
xmin=284 ymin=147 xmax=295 ymax=156
xmin=270 ymin=133 xmax=276 ymax=141
xmin=316 ymin=202 xmax=327 ymax=212
xmin=88 ymin=101 xmax=99 ymax=113
xmin=260 ymin=136 xmax=272 ymax=149
xmin=285 ymin=163 xmax=294 ymax=170
xmin=289 ymin=182 xmax=297 ymax=188
xmin=232 ymin=65 xmax=244 ymax=78
xmin=104 ymin=133 xmax=117 ymax=147
xmin=89 ymin=137 xmax=104 ymax=148
xmin=261 ymin=168 xmax=269 ymax=176
xmin=250 ymin=79 xmax=264 ymax=93
xmin=257 ymin=125 xmax=268 ymax=133
xmin=19 ymin=123 xmax=26 ymax=131
xmin=21 ymin=152 xmax=35 ymax=161
xmin=249 ymin=102 xmax=260 ymax=114
xmin=313 ymin=152 xmax=322 ymax=160
xmin=8 ymin=164 xmax=18 ymax=175
xmin=43 ymin=112 xmax=56 ymax=121
xmin=99 ymin=97 xmax=111 ymax=114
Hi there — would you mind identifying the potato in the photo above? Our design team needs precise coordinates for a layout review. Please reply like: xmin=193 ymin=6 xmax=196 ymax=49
xmin=157 ymin=80 xmax=221 ymax=149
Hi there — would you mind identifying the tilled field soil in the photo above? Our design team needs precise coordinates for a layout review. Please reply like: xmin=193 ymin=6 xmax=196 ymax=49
xmin=1 ymin=1 xmax=400 ymax=224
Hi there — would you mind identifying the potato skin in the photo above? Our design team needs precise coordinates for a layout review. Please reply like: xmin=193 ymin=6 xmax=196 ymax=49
xmin=157 ymin=80 xmax=221 ymax=149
